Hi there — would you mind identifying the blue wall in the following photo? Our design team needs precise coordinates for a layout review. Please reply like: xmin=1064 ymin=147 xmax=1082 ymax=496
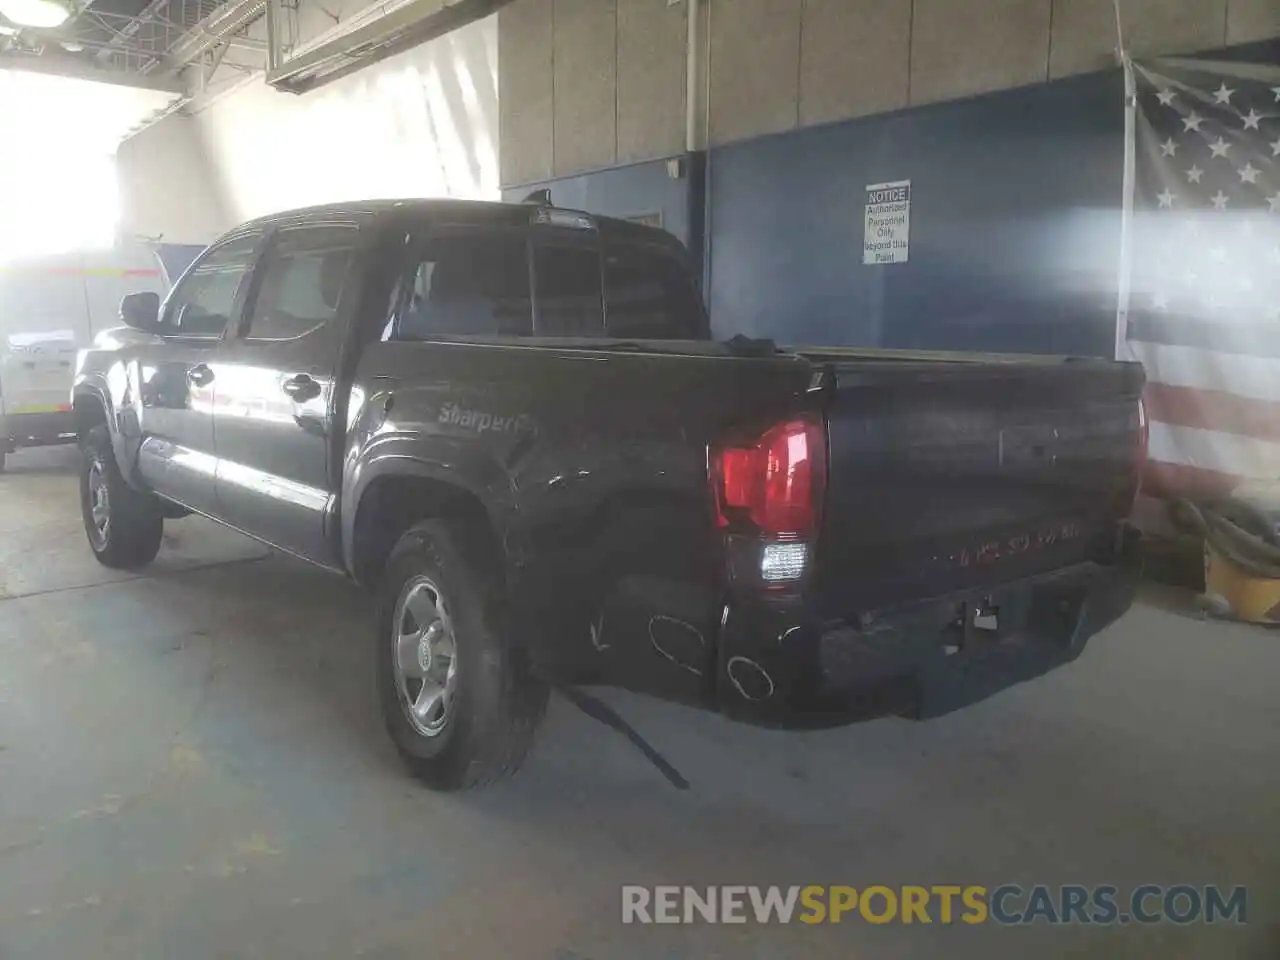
xmin=502 ymin=72 xmax=1130 ymax=357
xmin=706 ymin=70 xmax=1126 ymax=356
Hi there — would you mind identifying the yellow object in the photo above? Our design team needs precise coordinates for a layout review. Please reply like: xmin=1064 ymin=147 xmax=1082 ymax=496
xmin=1204 ymin=543 xmax=1280 ymax=624
xmin=8 ymin=402 xmax=72 ymax=414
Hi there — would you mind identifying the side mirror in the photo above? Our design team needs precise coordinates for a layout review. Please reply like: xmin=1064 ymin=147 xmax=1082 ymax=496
xmin=120 ymin=291 xmax=161 ymax=333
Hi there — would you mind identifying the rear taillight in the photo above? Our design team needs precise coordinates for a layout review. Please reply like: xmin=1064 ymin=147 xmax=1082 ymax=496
xmin=711 ymin=415 xmax=826 ymax=588
xmin=713 ymin=416 xmax=825 ymax=536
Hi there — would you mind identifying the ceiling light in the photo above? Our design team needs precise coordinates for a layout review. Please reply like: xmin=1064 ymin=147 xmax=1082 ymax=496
xmin=0 ymin=0 xmax=71 ymax=28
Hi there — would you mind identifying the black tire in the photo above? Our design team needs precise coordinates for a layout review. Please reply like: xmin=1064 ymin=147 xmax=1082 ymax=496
xmin=375 ymin=519 xmax=548 ymax=789
xmin=80 ymin=425 xmax=164 ymax=569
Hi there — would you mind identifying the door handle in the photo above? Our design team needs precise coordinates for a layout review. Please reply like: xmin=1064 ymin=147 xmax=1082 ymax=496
xmin=187 ymin=363 xmax=214 ymax=387
xmin=281 ymin=374 xmax=321 ymax=402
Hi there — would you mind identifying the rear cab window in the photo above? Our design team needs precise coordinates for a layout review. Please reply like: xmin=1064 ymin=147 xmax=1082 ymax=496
xmin=603 ymin=243 xmax=706 ymax=340
xmin=381 ymin=215 xmax=703 ymax=344
xmin=532 ymin=242 xmax=603 ymax=336
xmin=390 ymin=231 xmax=533 ymax=341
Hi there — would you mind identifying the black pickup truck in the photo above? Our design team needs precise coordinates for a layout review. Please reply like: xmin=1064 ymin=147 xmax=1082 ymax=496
xmin=73 ymin=199 xmax=1145 ymax=789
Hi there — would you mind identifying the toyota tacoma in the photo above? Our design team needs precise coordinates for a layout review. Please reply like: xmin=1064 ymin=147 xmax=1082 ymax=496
xmin=73 ymin=199 xmax=1145 ymax=789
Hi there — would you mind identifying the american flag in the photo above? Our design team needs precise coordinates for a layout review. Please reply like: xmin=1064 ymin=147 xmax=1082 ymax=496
xmin=1124 ymin=57 xmax=1280 ymax=504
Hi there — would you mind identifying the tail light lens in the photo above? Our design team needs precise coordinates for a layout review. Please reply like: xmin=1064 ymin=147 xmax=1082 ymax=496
xmin=711 ymin=415 xmax=827 ymax=588
xmin=712 ymin=416 xmax=826 ymax=536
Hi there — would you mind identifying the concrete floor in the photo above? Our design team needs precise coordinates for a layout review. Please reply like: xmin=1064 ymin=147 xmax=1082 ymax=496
xmin=1 ymin=447 xmax=1277 ymax=959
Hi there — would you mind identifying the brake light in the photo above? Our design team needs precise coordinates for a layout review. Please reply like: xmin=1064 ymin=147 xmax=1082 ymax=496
xmin=712 ymin=416 xmax=826 ymax=537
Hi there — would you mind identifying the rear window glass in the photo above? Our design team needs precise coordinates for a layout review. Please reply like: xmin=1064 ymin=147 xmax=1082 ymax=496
xmin=243 ymin=227 xmax=357 ymax=340
xmin=395 ymin=235 xmax=532 ymax=339
xmin=604 ymin=244 xmax=705 ymax=340
xmin=533 ymin=244 xmax=603 ymax=336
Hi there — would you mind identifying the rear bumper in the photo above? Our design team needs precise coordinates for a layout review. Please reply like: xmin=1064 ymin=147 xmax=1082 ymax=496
xmin=2 ymin=410 xmax=77 ymax=450
xmin=715 ymin=529 xmax=1141 ymax=727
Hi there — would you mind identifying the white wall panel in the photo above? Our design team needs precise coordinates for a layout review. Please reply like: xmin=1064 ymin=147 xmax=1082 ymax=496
xmin=799 ymin=0 xmax=911 ymax=126
xmin=911 ymin=0 xmax=1052 ymax=104
xmin=617 ymin=0 xmax=686 ymax=165
xmin=500 ymin=0 xmax=554 ymax=185
xmin=499 ymin=0 xmax=1280 ymax=164
xmin=1226 ymin=0 xmax=1280 ymax=44
xmin=708 ymin=0 xmax=802 ymax=145
xmin=553 ymin=0 xmax=618 ymax=175
xmin=195 ymin=14 xmax=499 ymax=224
xmin=116 ymin=114 xmax=232 ymax=245
xmin=1051 ymin=0 xmax=1229 ymax=78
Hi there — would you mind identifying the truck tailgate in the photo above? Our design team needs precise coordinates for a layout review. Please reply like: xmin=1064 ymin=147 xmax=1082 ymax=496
xmin=803 ymin=351 xmax=1145 ymax=617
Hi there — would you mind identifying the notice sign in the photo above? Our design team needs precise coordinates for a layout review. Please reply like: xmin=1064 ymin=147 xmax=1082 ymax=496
xmin=863 ymin=180 xmax=911 ymax=265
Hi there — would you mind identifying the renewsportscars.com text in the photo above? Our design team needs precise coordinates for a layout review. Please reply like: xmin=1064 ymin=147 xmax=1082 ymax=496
xmin=621 ymin=884 xmax=1247 ymax=926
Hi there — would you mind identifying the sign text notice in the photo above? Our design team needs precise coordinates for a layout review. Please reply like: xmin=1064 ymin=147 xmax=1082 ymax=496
xmin=863 ymin=180 xmax=911 ymax=265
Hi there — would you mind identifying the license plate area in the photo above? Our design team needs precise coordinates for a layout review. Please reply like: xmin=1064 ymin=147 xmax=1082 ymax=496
xmin=941 ymin=591 xmax=1032 ymax=656
xmin=918 ymin=578 xmax=1092 ymax=718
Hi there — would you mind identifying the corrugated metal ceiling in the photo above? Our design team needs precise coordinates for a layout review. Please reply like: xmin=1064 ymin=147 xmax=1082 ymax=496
xmin=0 ymin=0 xmax=237 ymax=78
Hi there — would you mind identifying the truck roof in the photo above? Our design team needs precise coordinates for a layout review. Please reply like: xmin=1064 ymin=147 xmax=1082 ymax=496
xmin=234 ymin=198 xmax=687 ymax=253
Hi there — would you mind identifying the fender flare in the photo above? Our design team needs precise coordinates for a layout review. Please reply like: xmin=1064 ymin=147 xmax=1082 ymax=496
xmin=72 ymin=379 xmax=145 ymax=489
xmin=340 ymin=446 xmax=513 ymax=579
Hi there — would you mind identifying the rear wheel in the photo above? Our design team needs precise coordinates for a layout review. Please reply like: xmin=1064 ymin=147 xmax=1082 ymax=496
xmin=375 ymin=519 xmax=548 ymax=789
xmin=80 ymin=426 xmax=163 ymax=569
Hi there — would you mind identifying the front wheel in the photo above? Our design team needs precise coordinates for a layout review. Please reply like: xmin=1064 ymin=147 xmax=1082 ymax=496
xmin=375 ymin=519 xmax=548 ymax=789
xmin=80 ymin=426 xmax=164 ymax=569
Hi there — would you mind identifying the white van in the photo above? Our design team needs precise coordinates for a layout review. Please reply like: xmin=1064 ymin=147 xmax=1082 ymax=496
xmin=0 ymin=241 xmax=168 ymax=470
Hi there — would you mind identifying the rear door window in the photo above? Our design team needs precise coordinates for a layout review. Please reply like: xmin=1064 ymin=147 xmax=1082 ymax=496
xmin=394 ymin=234 xmax=532 ymax=340
xmin=242 ymin=226 xmax=359 ymax=341
xmin=603 ymin=244 xmax=706 ymax=340
xmin=533 ymin=243 xmax=603 ymax=336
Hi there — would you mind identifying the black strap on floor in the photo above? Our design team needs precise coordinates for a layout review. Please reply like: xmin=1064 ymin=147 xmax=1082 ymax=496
xmin=556 ymin=685 xmax=690 ymax=790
